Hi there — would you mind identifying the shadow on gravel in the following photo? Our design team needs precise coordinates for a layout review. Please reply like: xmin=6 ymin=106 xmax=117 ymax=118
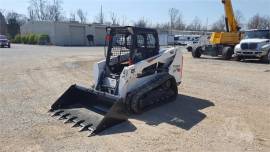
xmin=132 ymin=94 xmax=215 ymax=130
xmin=195 ymin=56 xmax=227 ymax=61
xmin=240 ymin=59 xmax=269 ymax=65
xmin=98 ymin=94 xmax=214 ymax=136
xmin=193 ymin=57 xmax=269 ymax=65
xmin=99 ymin=121 xmax=137 ymax=136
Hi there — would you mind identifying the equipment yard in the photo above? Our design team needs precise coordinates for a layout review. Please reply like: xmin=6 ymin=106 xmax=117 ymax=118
xmin=0 ymin=44 xmax=270 ymax=152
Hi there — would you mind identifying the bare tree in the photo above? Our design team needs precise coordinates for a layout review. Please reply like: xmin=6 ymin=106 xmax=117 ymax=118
xmin=5 ymin=12 xmax=28 ymax=38
xmin=211 ymin=15 xmax=226 ymax=32
xmin=69 ymin=12 xmax=76 ymax=22
xmin=234 ymin=10 xmax=245 ymax=29
xmin=155 ymin=22 xmax=170 ymax=30
xmin=186 ymin=17 xmax=202 ymax=31
xmin=168 ymin=8 xmax=179 ymax=30
xmin=77 ymin=9 xmax=87 ymax=23
xmin=247 ymin=14 xmax=270 ymax=29
xmin=28 ymin=0 xmax=63 ymax=21
xmin=0 ymin=9 xmax=6 ymax=15
xmin=95 ymin=5 xmax=104 ymax=24
xmin=134 ymin=18 xmax=148 ymax=28
xmin=175 ymin=13 xmax=185 ymax=30
xmin=47 ymin=0 xmax=63 ymax=21
xmin=210 ymin=12 xmax=244 ymax=32
xmin=0 ymin=12 xmax=7 ymax=35
xmin=121 ymin=15 xmax=127 ymax=26
xmin=265 ymin=16 xmax=270 ymax=29
xmin=201 ymin=18 xmax=208 ymax=31
xmin=28 ymin=8 xmax=35 ymax=21
xmin=28 ymin=0 xmax=47 ymax=21
xmin=6 ymin=12 xmax=28 ymax=26
xmin=110 ymin=12 xmax=119 ymax=25
xmin=28 ymin=0 xmax=42 ymax=21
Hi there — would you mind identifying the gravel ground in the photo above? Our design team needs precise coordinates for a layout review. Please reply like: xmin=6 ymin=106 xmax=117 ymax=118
xmin=0 ymin=44 xmax=269 ymax=152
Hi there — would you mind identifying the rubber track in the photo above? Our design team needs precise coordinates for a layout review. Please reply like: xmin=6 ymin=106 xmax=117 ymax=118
xmin=127 ymin=73 xmax=177 ymax=113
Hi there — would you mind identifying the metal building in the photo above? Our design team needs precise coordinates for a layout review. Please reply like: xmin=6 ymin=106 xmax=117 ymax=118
xmin=157 ymin=30 xmax=175 ymax=46
xmin=20 ymin=21 xmax=107 ymax=46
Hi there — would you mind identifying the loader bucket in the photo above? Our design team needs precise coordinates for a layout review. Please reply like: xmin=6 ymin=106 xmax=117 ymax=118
xmin=49 ymin=85 xmax=128 ymax=136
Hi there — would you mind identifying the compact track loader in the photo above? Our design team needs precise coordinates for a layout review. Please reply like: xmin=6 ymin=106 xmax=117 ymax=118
xmin=49 ymin=26 xmax=183 ymax=136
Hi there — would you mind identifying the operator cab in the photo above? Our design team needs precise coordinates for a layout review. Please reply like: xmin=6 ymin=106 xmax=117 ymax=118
xmin=104 ymin=26 xmax=159 ymax=75
xmin=243 ymin=29 xmax=270 ymax=39
xmin=100 ymin=26 xmax=160 ymax=94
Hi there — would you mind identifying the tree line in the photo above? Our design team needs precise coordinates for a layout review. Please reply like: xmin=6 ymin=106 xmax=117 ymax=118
xmin=1 ymin=0 xmax=270 ymax=38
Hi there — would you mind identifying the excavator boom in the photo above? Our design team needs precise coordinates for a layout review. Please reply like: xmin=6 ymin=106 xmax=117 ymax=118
xmin=222 ymin=0 xmax=240 ymax=32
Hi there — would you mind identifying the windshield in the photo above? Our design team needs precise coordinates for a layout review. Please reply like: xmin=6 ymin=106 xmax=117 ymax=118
xmin=0 ymin=35 xmax=7 ymax=39
xmin=104 ymin=33 xmax=132 ymax=58
xmin=244 ymin=30 xmax=270 ymax=39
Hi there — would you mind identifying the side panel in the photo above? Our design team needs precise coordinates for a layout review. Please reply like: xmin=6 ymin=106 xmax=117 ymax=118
xmin=169 ymin=47 xmax=183 ymax=84
xmin=93 ymin=60 xmax=106 ymax=88
xmin=210 ymin=32 xmax=240 ymax=45
xmin=117 ymin=47 xmax=183 ymax=99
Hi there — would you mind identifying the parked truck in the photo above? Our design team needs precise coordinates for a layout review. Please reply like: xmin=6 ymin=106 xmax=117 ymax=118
xmin=234 ymin=29 xmax=270 ymax=63
xmin=192 ymin=0 xmax=241 ymax=60
xmin=175 ymin=35 xmax=201 ymax=46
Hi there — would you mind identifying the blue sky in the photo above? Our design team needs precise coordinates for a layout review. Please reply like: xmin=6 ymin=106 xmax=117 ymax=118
xmin=1 ymin=0 xmax=270 ymax=25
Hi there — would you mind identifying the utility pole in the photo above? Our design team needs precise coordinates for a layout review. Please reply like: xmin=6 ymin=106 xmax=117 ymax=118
xmin=100 ymin=5 xmax=104 ymax=24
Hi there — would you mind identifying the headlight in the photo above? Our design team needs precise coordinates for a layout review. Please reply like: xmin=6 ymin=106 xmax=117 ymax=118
xmin=234 ymin=44 xmax=241 ymax=52
xmin=261 ymin=44 xmax=270 ymax=51
xmin=261 ymin=47 xmax=268 ymax=52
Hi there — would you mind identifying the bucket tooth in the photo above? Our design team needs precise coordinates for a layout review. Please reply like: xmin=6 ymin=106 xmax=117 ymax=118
xmin=48 ymin=109 xmax=54 ymax=113
xmin=72 ymin=120 xmax=85 ymax=128
xmin=88 ymin=127 xmax=94 ymax=132
xmin=88 ymin=131 xmax=95 ymax=137
xmin=58 ymin=113 xmax=70 ymax=120
xmin=64 ymin=116 xmax=77 ymax=124
xmin=79 ymin=124 xmax=93 ymax=132
xmin=51 ymin=110 xmax=64 ymax=117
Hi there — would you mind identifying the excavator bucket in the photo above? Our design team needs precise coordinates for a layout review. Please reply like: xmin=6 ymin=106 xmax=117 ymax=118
xmin=49 ymin=85 xmax=128 ymax=136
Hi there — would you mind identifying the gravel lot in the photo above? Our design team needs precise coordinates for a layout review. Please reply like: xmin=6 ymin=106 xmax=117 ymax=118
xmin=0 ymin=44 xmax=269 ymax=152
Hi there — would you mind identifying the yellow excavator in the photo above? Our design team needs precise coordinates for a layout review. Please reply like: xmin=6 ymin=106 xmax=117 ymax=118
xmin=192 ymin=0 xmax=241 ymax=60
